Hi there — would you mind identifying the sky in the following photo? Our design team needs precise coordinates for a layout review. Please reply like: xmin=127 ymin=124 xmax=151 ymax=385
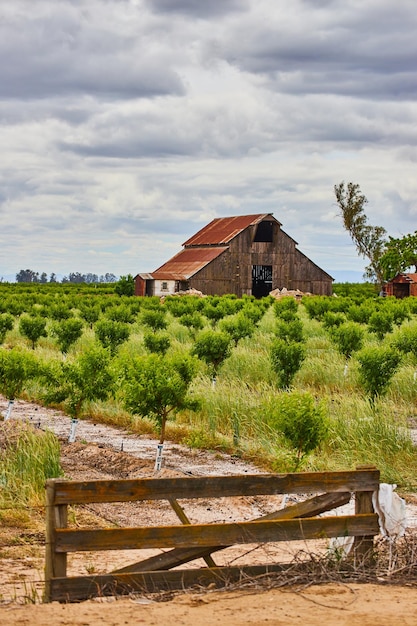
xmin=1 ymin=0 xmax=417 ymax=283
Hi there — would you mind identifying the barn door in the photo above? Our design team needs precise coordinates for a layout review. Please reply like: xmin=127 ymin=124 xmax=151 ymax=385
xmin=252 ymin=265 xmax=272 ymax=298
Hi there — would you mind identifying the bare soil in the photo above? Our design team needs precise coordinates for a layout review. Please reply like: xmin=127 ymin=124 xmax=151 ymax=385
xmin=1 ymin=396 xmax=417 ymax=626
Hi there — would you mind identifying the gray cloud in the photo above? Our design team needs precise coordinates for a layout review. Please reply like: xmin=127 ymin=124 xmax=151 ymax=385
xmin=0 ymin=0 xmax=416 ymax=281
xmin=144 ymin=0 xmax=249 ymax=18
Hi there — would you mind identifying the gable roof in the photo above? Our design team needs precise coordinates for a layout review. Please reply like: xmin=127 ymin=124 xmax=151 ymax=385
xmin=152 ymin=246 xmax=227 ymax=280
xmin=183 ymin=214 xmax=280 ymax=246
xmin=387 ymin=273 xmax=417 ymax=283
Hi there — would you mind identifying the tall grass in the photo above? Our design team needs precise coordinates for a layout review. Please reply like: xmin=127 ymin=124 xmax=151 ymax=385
xmin=0 ymin=420 xmax=62 ymax=508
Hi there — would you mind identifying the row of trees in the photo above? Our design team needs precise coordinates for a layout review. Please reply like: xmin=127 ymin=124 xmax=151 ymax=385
xmin=334 ymin=182 xmax=417 ymax=285
xmin=15 ymin=269 xmax=119 ymax=284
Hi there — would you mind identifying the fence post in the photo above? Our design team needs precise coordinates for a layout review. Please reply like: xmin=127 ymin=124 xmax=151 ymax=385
xmin=44 ymin=480 xmax=68 ymax=602
xmin=353 ymin=465 xmax=378 ymax=568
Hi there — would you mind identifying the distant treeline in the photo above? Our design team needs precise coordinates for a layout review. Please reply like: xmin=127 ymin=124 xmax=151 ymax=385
xmin=14 ymin=269 xmax=119 ymax=284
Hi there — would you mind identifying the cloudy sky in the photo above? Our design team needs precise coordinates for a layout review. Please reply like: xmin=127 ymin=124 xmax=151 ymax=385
xmin=1 ymin=0 xmax=417 ymax=282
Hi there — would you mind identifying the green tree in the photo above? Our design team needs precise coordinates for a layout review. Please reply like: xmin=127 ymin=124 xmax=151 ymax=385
xmin=94 ymin=319 xmax=130 ymax=355
xmin=114 ymin=274 xmax=134 ymax=297
xmin=0 ymin=349 xmax=38 ymax=418
xmin=19 ymin=315 xmax=47 ymax=349
xmin=266 ymin=392 xmax=328 ymax=469
xmin=122 ymin=353 xmax=199 ymax=447
xmin=43 ymin=347 xmax=114 ymax=418
xmin=270 ymin=339 xmax=305 ymax=389
xmin=379 ymin=231 xmax=417 ymax=281
xmin=219 ymin=312 xmax=255 ymax=346
xmin=330 ymin=322 xmax=364 ymax=359
xmin=52 ymin=318 xmax=84 ymax=353
xmin=143 ymin=330 xmax=171 ymax=355
xmin=141 ymin=308 xmax=168 ymax=333
xmin=334 ymin=181 xmax=387 ymax=285
xmin=0 ymin=313 xmax=14 ymax=344
xmin=356 ymin=346 xmax=402 ymax=401
xmin=192 ymin=329 xmax=232 ymax=377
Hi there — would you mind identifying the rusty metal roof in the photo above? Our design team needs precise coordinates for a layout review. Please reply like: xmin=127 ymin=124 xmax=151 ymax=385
xmin=183 ymin=214 xmax=277 ymax=246
xmin=152 ymin=246 xmax=227 ymax=280
xmin=388 ymin=273 xmax=417 ymax=283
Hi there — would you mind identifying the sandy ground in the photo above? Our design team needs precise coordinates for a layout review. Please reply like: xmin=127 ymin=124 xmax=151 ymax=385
xmin=1 ymin=397 xmax=417 ymax=625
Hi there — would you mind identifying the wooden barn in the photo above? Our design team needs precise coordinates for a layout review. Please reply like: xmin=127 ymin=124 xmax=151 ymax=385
xmin=135 ymin=213 xmax=333 ymax=298
xmin=384 ymin=273 xmax=417 ymax=298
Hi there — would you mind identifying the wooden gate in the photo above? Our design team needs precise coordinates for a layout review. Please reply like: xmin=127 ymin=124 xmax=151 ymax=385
xmin=45 ymin=468 xmax=380 ymax=603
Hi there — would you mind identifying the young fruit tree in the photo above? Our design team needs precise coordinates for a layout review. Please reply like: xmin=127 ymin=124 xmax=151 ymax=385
xmin=121 ymin=353 xmax=200 ymax=470
xmin=0 ymin=348 xmax=38 ymax=419
xmin=18 ymin=315 xmax=47 ymax=349
xmin=42 ymin=346 xmax=115 ymax=439
xmin=192 ymin=329 xmax=232 ymax=384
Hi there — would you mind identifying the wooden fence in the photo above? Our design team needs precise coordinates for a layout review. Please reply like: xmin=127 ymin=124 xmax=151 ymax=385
xmin=44 ymin=467 xmax=380 ymax=603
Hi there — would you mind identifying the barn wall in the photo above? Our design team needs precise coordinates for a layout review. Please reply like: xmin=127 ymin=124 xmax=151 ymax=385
xmin=188 ymin=221 xmax=333 ymax=297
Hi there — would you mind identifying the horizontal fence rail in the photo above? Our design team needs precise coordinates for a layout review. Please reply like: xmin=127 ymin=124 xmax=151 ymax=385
xmin=45 ymin=467 xmax=380 ymax=603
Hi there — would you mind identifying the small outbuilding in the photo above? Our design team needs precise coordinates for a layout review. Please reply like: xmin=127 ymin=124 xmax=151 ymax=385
xmin=135 ymin=213 xmax=333 ymax=298
xmin=384 ymin=273 xmax=417 ymax=298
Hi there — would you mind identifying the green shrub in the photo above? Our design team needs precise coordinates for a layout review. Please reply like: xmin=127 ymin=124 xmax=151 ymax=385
xmin=219 ymin=312 xmax=255 ymax=346
xmin=330 ymin=321 xmax=365 ymax=359
xmin=270 ymin=339 xmax=305 ymax=388
xmin=19 ymin=315 xmax=47 ymax=349
xmin=94 ymin=319 xmax=130 ymax=355
xmin=143 ymin=330 xmax=171 ymax=355
xmin=265 ymin=391 xmax=328 ymax=468
xmin=356 ymin=346 xmax=402 ymax=401
xmin=368 ymin=311 xmax=394 ymax=340
xmin=275 ymin=318 xmax=304 ymax=343
xmin=52 ymin=318 xmax=84 ymax=353
xmin=0 ymin=313 xmax=14 ymax=344
xmin=192 ymin=329 xmax=232 ymax=375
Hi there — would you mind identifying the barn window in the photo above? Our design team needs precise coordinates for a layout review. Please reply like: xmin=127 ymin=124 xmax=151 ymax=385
xmin=254 ymin=221 xmax=273 ymax=242
xmin=161 ymin=282 xmax=168 ymax=291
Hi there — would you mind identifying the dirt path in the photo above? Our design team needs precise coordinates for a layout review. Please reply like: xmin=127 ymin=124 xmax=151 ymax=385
xmin=1 ymin=397 xmax=417 ymax=625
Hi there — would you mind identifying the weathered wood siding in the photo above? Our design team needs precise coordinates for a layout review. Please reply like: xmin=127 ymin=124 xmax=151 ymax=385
xmin=188 ymin=220 xmax=333 ymax=297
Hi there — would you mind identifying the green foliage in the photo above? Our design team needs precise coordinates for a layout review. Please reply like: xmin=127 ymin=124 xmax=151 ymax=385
xmin=302 ymin=296 xmax=333 ymax=321
xmin=275 ymin=318 xmax=304 ymax=343
xmin=391 ymin=324 xmax=417 ymax=359
xmin=0 ymin=313 xmax=14 ymax=344
xmin=94 ymin=319 xmax=130 ymax=355
xmin=380 ymin=231 xmax=417 ymax=281
xmin=356 ymin=346 xmax=402 ymax=400
xmin=332 ymin=282 xmax=378 ymax=299
xmin=347 ymin=301 xmax=376 ymax=324
xmin=114 ymin=274 xmax=135 ymax=297
xmin=270 ymin=339 xmax=305 ymax=388
xmin=0 ymin=421 xmax=62 ymax=506
xmin=43 ymin=346 xmax=114 ymax=417
xmin=0 ymin=348 xmax=39 ymax=400
xmin=265 ymin=391 xmax=328 ymax=468
xmin=273 ymin=297 xmax=298 ymax=319
xmin=329 ymin=321 xmax=365 ymax=359
xmin=367 ymin=310 xmax=394 ymax=340
xmin=141 ymin=308 xmax=168 ymax=332
xmin=219 ymin=312 xmax=255 ymax=346
xmin=52 ymin=318 xmax=84 ymax=353
xmin=121 ymin=353 xmax=199 ymax=442
xmin=322 ymin=311 xmax=346 ymax=330
xmin=105 ymin=304 xmax=135 ymax=324
xmin=192 ymin=329 xmax=232 ymax=374
xmin=48 ymin=304 xmax=73 ymax=321
xmin=178 ymin=311 xmax=205 ymax=337
xmin=143 ymin=330 xmax=171 ymax=355
xmin=79 ymin=304 xmax=101 ymax=327
xmin=18 ymin=315 xmax=47 ymax=348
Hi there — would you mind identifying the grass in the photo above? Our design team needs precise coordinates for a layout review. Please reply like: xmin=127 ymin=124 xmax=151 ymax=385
xmin=0 ymin=420 xmax=62 ymax=508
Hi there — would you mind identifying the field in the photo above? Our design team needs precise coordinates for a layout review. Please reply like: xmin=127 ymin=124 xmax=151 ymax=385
xmin=0 ymin=282 xmax=417 ymax=622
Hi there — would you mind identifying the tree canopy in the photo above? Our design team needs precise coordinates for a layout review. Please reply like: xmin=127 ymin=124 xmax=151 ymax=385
xmin=334 ymin=181 xmax=417 ymax=285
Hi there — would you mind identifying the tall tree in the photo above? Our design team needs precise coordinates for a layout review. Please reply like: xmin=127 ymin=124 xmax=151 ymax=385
xmin=334 ymin=182 xmax=387 ymax=285
xmin=379 ymin=231 xmax=417 ymax=281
